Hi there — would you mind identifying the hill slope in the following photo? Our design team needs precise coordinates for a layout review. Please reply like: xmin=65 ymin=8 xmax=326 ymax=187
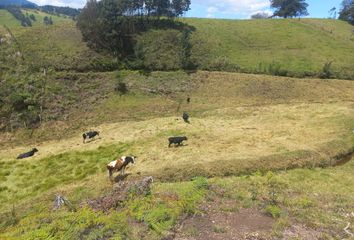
xmin=1 ymin=12 xmax=354 ymax=76
xmin=0 ymin=0 xmax=37 ymax=7
xmin=184 ymin=18 xmax=354 ymax=77
xmin=1 ymin=13 xmax=354 ymax=240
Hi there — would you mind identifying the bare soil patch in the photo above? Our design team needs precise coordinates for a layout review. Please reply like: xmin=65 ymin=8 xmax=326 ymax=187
xmin=281 ymin=225 xmax=323 ymax=240
xmin=174 ymin=197 xmax=274 ymax=240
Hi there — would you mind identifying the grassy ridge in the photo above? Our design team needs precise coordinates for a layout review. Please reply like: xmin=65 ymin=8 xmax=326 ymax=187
xmin=1 ymin=11 xmax=354 ymax=76
xmin=185 ymin=18 xmax=354 ymax=77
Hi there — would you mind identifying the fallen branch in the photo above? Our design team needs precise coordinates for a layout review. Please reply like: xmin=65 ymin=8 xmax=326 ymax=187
xmin=344 ymin=222 xmax=354 ymax=237
xmin=53 ymin=195 xmax=76 ymax=212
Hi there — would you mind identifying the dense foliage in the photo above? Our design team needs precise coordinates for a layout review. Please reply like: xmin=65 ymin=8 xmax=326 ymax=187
xmin=251 ymin=12 xmax=271 ymax=19
xmin=43 ymin=16 xmax=53 ymax=25
xmin=77 ymin=0 xmax=191 ymax=60
xmin=6 ymin=7 xmax=32 ymax=27
xmin=339 ymin=0 xmax=354 ymax=24
xmin=270 ymin=0 xmax=309 ymax=18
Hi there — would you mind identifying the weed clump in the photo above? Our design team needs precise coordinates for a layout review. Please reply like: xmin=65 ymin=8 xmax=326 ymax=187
xmin=320 ymin=61 xmax=334 ymax=79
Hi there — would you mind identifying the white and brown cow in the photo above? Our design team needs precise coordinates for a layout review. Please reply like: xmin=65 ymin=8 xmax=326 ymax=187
xmin=107 ymin=156 xmax=136 ymax=178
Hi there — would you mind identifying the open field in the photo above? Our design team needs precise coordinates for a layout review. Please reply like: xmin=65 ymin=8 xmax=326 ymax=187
xmin=1 ymin=71 xmax=353 ymax=212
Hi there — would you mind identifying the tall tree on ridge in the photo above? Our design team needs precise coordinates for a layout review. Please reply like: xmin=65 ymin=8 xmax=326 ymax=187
xmin=270 ymin=0 xmax=309 ymax=18
xmin=339 ymin=0 xmax=354 ymax=24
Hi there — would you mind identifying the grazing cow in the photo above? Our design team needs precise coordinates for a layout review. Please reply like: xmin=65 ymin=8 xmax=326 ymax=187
xmin=182 ymin=112 xmax=190 ymax=123
xmin=168 ymin=136 xmax=188 ymax=147
xmin=17 ymin=148 xmax=38 ymax=159
xmin=107 ymin=156 xmax=137 ymax=178
xmin=83 ymin=130 xmax=100 ymax=143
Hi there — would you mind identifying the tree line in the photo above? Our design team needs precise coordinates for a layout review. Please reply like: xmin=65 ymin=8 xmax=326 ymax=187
xmin=77 ymin=0 xmax=191 ymax=59
xmin=339 ymin=0 xmax=354 ymax=24
xmin=6 ymin=7 xmax=32 ymax=27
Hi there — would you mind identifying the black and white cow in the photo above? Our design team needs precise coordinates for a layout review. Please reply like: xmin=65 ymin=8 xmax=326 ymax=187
xmin=168 ymin=136 xmax=188 ymax=147
xmin=106 ymin=156 xmax=137 ymax=178
xmin=83 ymin=131 xmax=100 ymax=143
xmin=17 ymin=148 xmax=38 ymax=159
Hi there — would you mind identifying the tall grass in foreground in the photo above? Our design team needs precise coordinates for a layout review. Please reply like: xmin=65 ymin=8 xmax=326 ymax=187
xmin=0 ymin=177 xmax=209 ymax=239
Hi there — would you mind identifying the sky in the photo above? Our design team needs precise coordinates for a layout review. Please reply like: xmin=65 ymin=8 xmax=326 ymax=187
xmin=29 ymin=0 xmax=344 ymax=19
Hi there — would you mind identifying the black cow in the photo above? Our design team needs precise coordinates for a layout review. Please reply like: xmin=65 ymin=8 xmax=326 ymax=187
xmin=17 ymin=148 xmax=38 ymax=159
xmin=168 ymin=136 xmax=188 ymax=147
xmin=83 ymin=131 xmax=100 ymax=143
xmin=182 ymin=112 xmax=190 ymax=123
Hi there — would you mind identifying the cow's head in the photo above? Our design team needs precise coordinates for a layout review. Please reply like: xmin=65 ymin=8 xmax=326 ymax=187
xmin=32 ymin=148 xmax=38 ymax=152
xmin=131 ymin=156 xmax=137 ymax=165
xmin=183 ymin=136 xmax=188 ymax=141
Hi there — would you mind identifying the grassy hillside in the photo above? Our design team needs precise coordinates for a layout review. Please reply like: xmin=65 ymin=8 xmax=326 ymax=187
xmin=1 ymin=71 xmax=354 ymax=209
xmin=0 ymin=9 xmax=22 ymax=28
xmin=1 ymin=155 xmax=353 ymax=239
xmin=184 ymin=18 xmax=354 ymax=77
xmin=0 ymin=9 xmax=115 ymax=72
xmin=1 ymin=12 xmax=354 ymax=77
xmin=1 ymin=11 xmax=354 ymax=240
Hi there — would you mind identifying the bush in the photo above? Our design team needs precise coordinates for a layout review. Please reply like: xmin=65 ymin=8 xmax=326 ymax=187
xmin=115 ymin=81 xmax=128 ymax=95
xmin=267 ymin=62 xmax=288 ymax=76
xmin=206 ymin=57 xmax=240 ymax=72
xmin=264 ymin=204 xmax=282 ymax=218
xmin=320 ymin=61 xmax=334 ymax=79
xmin=191 ymin=176 xmax=209 ymax=190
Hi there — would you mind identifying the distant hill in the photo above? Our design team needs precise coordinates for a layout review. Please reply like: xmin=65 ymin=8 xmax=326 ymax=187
xmin=39 ymin=5 xmax=81 ymax=17
xmin=0 ymin=0 xmax=37 ymax=8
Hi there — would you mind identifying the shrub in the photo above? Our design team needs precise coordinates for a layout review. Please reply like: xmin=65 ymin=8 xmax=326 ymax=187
xmin=206 ymin=57 xmax=240 ymax=72
xmin=191 ymin=176 xmax=209 ymax=190
xmin=0 ymin=205 xmax=18 ymax=229
xmin=320 ymin=61 xmax=334 ymax=79
xmin=264 ymin=204 xmax=282 ymax=218
xmin=115 ymin=81 xmax=128 ymax=95
xmin=265 ymin=172 xmax=286 ymax=205
xmin=267 ymin=62 xmax=288 ymax=76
